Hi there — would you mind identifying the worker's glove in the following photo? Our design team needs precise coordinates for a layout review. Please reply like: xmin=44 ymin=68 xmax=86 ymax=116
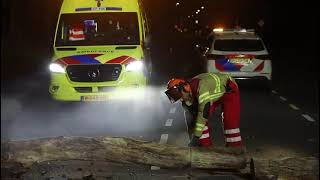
xmin=188 ymin=135 xmax=201 ymax=147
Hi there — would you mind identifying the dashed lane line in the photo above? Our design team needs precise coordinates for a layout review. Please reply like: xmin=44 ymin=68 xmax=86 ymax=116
xmin=272 ymin=88 xmax=316 ymax=123
xmin=152 ymin=104 xmax=178 ymax=170
xmin=272 ymin=89 xmax=301 ymax=111
xmin=151 ymin=134 xmax=169 ymax=170
xmin=159 ymin=134 xmax=169 ymax=144
xmin=165 ymin=119 xmax=173 ymax=126
xmin=302 ymin=114 xmax=315 ymax=122
xmin=279 ymin=96 xmax=287 ymax=101
xmin=289 ymin=104 xmax=300 ymax=110
xmin=152 ymin=106 xmax=189 ymax=170
xmin=151 ymin=166 xmax=161 ymax=170
xmin=169 ymin=107 xmax=176 ymax=114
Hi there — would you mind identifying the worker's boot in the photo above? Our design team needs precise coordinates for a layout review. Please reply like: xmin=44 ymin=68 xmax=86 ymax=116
xmin=227 ymin=145 xmax=247 ymax=155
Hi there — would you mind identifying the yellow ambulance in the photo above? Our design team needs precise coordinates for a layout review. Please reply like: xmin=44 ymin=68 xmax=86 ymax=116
xmin=49 ymin=0 xmax=152 ymax=101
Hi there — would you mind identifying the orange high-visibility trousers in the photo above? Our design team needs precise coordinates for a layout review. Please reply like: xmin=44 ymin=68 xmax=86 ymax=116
xmin=200 ymin=80 xmax=243 ymax=147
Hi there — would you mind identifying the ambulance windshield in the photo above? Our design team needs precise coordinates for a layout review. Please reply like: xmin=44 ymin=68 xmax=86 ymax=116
xmin=55 ymin=12 xmax=140 ymax=46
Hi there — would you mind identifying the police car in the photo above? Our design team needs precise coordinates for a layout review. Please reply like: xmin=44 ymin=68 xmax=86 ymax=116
xmin=205 ymin=28 xmax=272 ymax=88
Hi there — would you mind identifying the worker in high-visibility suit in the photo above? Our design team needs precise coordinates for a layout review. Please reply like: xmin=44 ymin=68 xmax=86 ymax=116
xmin=165 ymin=73 xmax=243 ymax=147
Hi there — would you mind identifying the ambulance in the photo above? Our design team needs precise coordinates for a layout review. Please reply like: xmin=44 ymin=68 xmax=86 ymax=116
xmin=49 ymin=0 xmax=151 ymax=101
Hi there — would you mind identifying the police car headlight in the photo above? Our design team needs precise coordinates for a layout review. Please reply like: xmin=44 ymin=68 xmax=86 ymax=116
xmin=125 ymin=61 xmax=143 ymax=72
xmin=49 ymin=63 xmax=65 ymax=73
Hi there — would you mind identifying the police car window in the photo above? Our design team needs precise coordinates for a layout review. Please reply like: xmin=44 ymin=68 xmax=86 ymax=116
xmin=214 ymin=39 xmax=265 ymax=51
xmin=55 ymin=12 xmax=140 ymax=46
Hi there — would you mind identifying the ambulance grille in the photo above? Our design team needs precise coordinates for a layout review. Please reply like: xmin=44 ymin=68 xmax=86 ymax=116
xmin=66 ymin=64 xmax=122 ymax=82
xmin=74 ymin=87 xmax=92 ymax=93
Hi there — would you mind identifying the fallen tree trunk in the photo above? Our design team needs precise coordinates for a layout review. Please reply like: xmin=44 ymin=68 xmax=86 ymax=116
xmin=1 ymin=136 xmax=318 ymax=179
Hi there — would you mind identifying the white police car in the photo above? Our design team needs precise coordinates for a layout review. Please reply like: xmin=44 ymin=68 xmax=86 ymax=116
xmin=204 ymin=28 xmax=272 ymax=88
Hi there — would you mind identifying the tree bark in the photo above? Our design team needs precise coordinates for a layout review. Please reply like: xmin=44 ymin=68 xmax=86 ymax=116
xmin=1 ymin=136 xmax=318 ymax=179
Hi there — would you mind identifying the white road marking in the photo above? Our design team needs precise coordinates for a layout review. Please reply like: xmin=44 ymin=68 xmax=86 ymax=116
xmin=307 ymin=138 xmax=316 ymax=142
xmin=151 ymin=166 xmax=161 ymax=170
xmin=279 ymin=96 xmax=287 ymax=101
xmin=151 ymin=133 xmax=169 ymax=170
xmin=289 ymin=104 xmax=300 ymax=110
xmin=159 ymin=134 xmax=169 ymax=144
xmin=272 ymin=90 xmax=278 ymax=94
xmin=165 ymin=119 xmax=173 ymax=126
xmin=169 ymin=107 xmax=176 ymax=114
xmin=302 ymin=114 xmax=315 ymax=122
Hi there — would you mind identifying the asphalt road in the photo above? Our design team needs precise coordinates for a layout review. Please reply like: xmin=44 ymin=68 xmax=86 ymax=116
xmin=1 ymin=70 xmax=318 ymax=179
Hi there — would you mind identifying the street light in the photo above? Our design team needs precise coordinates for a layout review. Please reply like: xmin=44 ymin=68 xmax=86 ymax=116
xmin=176 ymin=2 xmax=180 ymax=6
xmin=201 ymin=6 xmax=205 ymax=9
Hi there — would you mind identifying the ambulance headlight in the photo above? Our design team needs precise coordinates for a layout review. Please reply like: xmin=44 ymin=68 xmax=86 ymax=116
xmin=125 ymin=61 xmax=143 ymax=72
xmin=49 ymin=63 xmax=65 ymax=73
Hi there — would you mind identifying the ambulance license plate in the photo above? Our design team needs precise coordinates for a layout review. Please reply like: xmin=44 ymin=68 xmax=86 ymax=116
xmin=81 ymin=95 xmax=108 ymax=101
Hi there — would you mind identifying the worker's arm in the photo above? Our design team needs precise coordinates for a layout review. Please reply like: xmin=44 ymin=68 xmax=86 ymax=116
xmin=224 ymin=75 xmax=239 ymax=93
xmin=188 ymin=102 xmax=210 ymax=146
xmin=194 ymin=85 xmax=223 ymax=137
xmin=181 ymin=101 xmax=197 ymax=116
xmin=228 ymin=76 xmax=239 ymax=90
xmin=193 ymin=101 xmax=210 ymax=137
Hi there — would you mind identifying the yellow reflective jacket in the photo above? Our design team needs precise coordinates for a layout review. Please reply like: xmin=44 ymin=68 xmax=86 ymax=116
xmin=189 ymin=73 xmax=237 ymax=137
